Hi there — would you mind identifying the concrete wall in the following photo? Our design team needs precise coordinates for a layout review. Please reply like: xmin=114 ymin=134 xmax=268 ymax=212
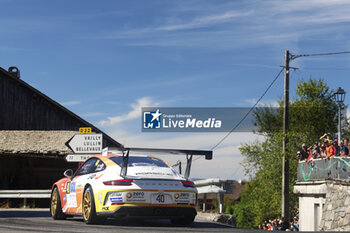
xmin=294 ymin=181 xmax=326 ymax=231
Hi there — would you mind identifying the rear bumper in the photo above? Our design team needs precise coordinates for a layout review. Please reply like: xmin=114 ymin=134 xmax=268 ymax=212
xmin=98 ymin=206 xmax=196 ymax=219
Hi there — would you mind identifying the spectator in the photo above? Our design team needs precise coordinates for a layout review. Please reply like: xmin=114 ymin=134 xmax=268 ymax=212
xmin=299 ymin=144 xmax=309 ymax=161
xmin=319 ymin=144 xmax=327 ymax=158
xmin=292 ymin=217 xmax=299 ymax=231
xmin=272 ymin=220 xmax=279 ymax=231
xmin=279 ymin=217 xmax=290 ymax=231
xmin=280 ymin=217 xmax=290 ymax=231
xmin=339 ymin=140 xmax=349 ymax=157
xmin=325 ymin=141 xmax=334 ymax=159
xmin=344 ymin=138 xmax=349 ymax=149
xmin=320 ymin=133 xmax=332 ymax=143
xmin=332 ymin=140 xmax=340 ymax=157
xmin=307 ymin=149 xmax=319 ymax=163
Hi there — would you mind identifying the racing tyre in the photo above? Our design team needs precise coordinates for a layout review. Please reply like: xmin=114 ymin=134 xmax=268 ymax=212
xmin=171 ymin=214 xmax=195 ymax=226
xmin=82 ymin=186 xmax=99 ymax=224
xmin=50 ymin=187 xmax=66 ymax=220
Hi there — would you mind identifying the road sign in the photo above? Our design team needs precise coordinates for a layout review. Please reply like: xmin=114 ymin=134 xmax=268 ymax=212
xmin=67 ymin=133 xmax=103 ymax=154
xmin=65 ymin=154 xmax=93 ymax=162
xmin=79 ymin=127 xmax=92 ymax=134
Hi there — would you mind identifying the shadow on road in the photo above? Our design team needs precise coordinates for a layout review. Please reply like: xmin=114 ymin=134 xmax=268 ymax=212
xmin=0 ymin=210 xmax=51 ymax=218
xmin=0 ymin=210 xmax=234 ymax=229
xmin=71 ymin=217 xmax=234 ymax=229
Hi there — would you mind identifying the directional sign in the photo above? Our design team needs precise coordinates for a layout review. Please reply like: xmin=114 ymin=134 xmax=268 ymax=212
xmin=67 ymin=133 xmax=103 ymax=154
xmin=65 ymin=154 xmax=93 ymax=162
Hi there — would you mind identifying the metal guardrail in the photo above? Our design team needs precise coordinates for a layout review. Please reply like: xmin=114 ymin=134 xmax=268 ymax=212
xmin=297 ymin=158 xmax=350 ymax=181
xmin=0 ymin=190 xmax=51 ymax=207
xmin=0 ymin=190 xmax=51 ymax=198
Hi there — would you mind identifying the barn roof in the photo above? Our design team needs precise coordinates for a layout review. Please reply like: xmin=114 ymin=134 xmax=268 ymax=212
xmin=0 ymin=130 xmax=77 ymax=155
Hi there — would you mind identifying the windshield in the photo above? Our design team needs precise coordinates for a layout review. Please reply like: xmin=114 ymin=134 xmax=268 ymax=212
xmin=110 ymin=156 xmax=169 ymax=168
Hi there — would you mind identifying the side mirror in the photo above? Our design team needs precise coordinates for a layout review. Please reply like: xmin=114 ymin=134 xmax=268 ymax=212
xmin=64 ymin=169 xmax=73 ymax=178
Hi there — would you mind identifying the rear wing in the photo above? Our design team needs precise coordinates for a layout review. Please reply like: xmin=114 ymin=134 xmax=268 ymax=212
xmin=102 ymin=147 xmax=213 ymax=180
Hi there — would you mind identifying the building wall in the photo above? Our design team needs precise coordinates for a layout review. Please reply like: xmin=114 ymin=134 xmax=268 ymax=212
xmin=0 ymin=71 xmax=82 ymax=130
xmin=299 ymin=195 xmax=325 ymax=231
xmin=0 ymin=155 xmax=78 ymax=190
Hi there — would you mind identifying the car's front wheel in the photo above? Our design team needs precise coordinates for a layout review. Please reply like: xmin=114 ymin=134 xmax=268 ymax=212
xmin=82 ymin=186 xmax=99 ymax=224
xmin=50 ymin=187 xmax=66 ymax=220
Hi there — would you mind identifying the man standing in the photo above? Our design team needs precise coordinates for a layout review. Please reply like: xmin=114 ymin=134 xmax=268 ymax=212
xmin=299 ymin=143 xmax=309 ymax=161
xmin=339 ymin=140 xmax=349 ymax=157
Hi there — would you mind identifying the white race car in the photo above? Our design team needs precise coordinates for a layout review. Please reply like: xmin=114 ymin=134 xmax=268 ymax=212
xmin=50 ymin=147 xmax=212 ymax=225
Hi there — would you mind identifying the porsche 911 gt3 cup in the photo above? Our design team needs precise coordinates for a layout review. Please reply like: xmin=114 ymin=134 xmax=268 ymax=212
xmin=50 ymin=147 xmax=212 ymax=225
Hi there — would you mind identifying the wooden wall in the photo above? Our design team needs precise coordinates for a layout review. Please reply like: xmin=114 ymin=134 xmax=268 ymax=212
xmin=0 ymin=70 xmax=120 ymax=148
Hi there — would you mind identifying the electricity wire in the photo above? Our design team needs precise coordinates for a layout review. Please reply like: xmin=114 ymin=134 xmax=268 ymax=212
xmin=210 ymin=67 xmax=284 ymax=151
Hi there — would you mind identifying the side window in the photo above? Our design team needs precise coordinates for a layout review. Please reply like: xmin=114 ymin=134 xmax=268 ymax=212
xmin=92 ymin=159 xmax=106 ymax=173
xmin=75 ymin=158 xmax=98 ymax=176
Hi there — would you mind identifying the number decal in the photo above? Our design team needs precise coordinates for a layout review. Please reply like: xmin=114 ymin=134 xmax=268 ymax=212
xmin=156 ymin=194 xmax=165 ymax=203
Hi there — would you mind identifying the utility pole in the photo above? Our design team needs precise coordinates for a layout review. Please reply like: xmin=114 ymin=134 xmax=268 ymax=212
xmin=282 ymin=50 xmax=290 ymax=220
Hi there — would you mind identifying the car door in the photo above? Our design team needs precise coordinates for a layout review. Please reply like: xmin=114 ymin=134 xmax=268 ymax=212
xmin=64 ymin=158 xmax=98 ymax=214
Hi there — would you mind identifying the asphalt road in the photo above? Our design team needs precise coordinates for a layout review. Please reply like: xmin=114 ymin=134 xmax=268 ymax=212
xmin=0 ymin=209 xmax=255 ymax=233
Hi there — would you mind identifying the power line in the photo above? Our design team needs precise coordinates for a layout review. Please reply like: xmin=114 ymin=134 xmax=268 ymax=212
xmin=196 ymin=51 xmax=350 ymax=160
xmin=291 ymin=51 xmax=350 ymax=60
xmin=210 ymin=67 xmax=284 ymax=151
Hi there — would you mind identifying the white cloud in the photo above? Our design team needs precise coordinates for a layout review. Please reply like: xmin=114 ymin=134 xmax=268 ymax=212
xmin=61 ymin=100 xmax=81 ymax=106
xmin=98 ymin=96 xmax=159 ymax=126
xmin=244 ymin=98 xmax=279 ymax=107
xmin=91 ymin=1 xmax=350 ymax=50
xmin=157 ymin=11 xmax=252 ymax=31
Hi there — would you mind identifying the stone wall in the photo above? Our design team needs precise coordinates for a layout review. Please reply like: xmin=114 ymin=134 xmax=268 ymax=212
xmin=319 ymin=181 xmax=350 ymax=231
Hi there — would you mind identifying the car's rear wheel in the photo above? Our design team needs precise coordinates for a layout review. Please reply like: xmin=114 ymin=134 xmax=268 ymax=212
xmin=171 ymin=214 xmax=195 ymax=226
xmin=82 ymin=186 xmax=99 ymax=224
xmin=50 ymin=187 xmax=66 ymax=220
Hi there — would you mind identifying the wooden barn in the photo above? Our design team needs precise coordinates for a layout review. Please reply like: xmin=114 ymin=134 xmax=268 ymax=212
xmin=0 ymin=66 xmax=122 ymax=200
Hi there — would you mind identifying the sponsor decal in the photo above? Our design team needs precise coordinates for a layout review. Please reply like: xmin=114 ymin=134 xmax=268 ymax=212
xmin=66 ymin=182 xmax=71 ymax=194
xmin=70 ymin=182 xmax=76 ymax=193
xmin=126 ymin=191 xmax=146 ymax=202
xmin=131 ymin=192 xmax=144 ymax=198
xmin=110 ymin=197 xmax=123 ymax=203
xmin=102 ymin=206 xmax=109 ymax=211
xmin=174 ymin=193 xmax=190 ymax=203
xmin=66 ymin=193 xmax=77 ymax=207
xmin=109 ymin=192 xmax=122 ymax=197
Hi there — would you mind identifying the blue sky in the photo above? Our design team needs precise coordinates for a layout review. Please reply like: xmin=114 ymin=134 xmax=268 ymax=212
xmin=1 ymin=0 xmax=350 ymax=179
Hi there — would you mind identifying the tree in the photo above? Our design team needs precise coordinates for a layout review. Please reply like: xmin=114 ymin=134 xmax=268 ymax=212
xmin=233 ymin=78 xmax=338 ymax=228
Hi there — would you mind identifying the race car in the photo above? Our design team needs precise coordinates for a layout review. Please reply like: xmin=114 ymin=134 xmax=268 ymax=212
xmin=50 ymin=147 xmax=212 ymax=225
